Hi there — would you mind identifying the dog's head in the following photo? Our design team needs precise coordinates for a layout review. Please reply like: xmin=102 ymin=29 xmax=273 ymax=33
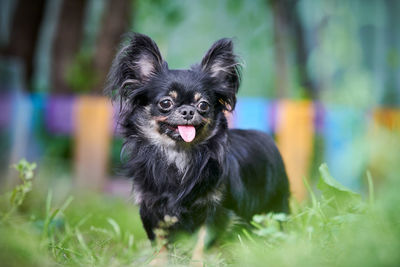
xmin=107 ymin=33 xmax=241 ymax=146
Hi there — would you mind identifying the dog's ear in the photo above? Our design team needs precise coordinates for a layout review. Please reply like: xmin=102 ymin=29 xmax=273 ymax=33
xmin=106 ymin=33 xmax=165 ymax=101
xmin=201 ymin=38 xmax=241 ymax=111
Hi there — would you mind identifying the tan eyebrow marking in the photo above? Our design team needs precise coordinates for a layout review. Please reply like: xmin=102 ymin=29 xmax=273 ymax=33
xmin=169 ymin=90 xmax=178 ymax=99
xmin=194 ymin=92 xmax=202 ymax=102
xmin=155 ymin=116 xmax=168 ymax=122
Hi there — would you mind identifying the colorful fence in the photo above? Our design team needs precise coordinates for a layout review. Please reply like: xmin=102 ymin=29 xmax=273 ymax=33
xmin=1 ymin=93 xmax=399 ymax=201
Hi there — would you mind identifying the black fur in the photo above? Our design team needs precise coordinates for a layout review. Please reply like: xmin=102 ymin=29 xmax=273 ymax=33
xmin=106 ymin=33 xmax=289 ymax=242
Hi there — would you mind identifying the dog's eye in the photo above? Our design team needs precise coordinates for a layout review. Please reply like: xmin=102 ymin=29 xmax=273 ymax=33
xmin=197 ymin=101 xmax=210 ymax=112
xmin=159 ymin=99 xmax=173 ymax=110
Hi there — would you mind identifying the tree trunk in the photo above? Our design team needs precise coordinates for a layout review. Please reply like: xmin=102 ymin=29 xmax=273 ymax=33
xmin=288 ymin=2 xmax=319 ymax=99
xmin=269 ymin=0 xmax=317 ymax=99
xmin=1 ymin=0 xmax=46 ymax=91
xmin=271 ymin=0 xmax=289 ymax=99
xmin=51 ymin=0 xmax=87 ymax=94
xmin=92 ymin=0 xmax=132 ymax=94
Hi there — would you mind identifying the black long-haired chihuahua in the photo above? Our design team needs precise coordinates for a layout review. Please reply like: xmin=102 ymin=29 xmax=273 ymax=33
xmin=106 ymin=33 xmax=289 ymax=247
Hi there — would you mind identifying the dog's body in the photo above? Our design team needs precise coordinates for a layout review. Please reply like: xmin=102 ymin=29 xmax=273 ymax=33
xmin=107 ymin=33 xmax=289 ymax=244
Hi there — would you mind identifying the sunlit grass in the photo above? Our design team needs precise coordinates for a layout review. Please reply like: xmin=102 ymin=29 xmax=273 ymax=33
xmin=1 ymin=160 xmax=399 ymax=267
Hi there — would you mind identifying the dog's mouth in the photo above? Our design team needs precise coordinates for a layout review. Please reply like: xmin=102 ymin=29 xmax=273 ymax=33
xmin=159 ymin=122 xmax=202 ymax=143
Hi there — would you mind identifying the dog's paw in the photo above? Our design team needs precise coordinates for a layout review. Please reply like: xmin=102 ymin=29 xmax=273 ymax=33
xmin=149 ymin=246 xmax=168 ymax=266
xmin=190 ymin=258 xmax=205 ymax=267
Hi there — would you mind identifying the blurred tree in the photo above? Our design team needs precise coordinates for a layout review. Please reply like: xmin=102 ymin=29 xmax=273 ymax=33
xmin=65 ymin=0 xmax=133 ymax=94
xmin=0 ymin=0 xmax=46 ymax=91
xmin=92 ymin=0 xmax=132 ymax=94
xmin=270 ymin=0 xmax=290 ymax=98
xmin=135 ymin=0 xmax=275 ymax=98
xmin=289 ymin=1 xmax=318 ymax=99
xmin=381 ymin=0 xmax=400 ymax=107
xmin=51 ymin=0 xmax=88 ymax=94
xmin=269 ymin=0 xmax=318 ymax=99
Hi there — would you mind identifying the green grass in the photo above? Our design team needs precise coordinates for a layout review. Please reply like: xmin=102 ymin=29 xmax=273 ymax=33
xmin=1 ymin=160 xmax=399 ymax=267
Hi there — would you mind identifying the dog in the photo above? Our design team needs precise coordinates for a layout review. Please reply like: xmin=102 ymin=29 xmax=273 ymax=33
xmin=106 ymin=33 xmax=289 ymax=253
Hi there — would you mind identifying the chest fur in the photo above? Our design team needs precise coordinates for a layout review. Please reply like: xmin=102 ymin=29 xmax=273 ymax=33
xmin=162 ymin=147 xmax=190 ymax=174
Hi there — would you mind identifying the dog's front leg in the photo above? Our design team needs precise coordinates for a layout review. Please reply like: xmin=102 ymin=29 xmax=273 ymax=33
xmin=149 ymin=243 xmax=168 ymax=267
xmin=148 ymin=214 xmax=179 ymax=266
xmin=139 ymin=206 xmax=168 ymax=265
xmin=191 ymin=226 xmax=207 ymax=267
xmin=148 ymin=226 xmax=169 ymax=266
xmin=139 ymin=205 xmax=157 ymax=241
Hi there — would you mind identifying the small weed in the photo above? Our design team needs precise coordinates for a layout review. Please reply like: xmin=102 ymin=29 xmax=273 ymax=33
xmin=1 ymin=159 xmax=36 ymax=223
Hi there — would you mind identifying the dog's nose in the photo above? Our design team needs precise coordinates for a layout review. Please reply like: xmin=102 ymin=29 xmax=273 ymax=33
xmin=179 ymin=106 xmax=195 ymax=120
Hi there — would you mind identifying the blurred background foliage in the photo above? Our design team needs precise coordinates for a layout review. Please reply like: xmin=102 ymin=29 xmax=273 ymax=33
xmin=0 ymin=0 xmax=398 ymax=192
xmin=1 ymin=0 xmax=399 ymax=100
xmin=0 ymin=0 xmax=398 ymax=197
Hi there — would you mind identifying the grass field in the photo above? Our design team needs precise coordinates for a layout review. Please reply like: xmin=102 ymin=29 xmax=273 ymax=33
xmin=1 ymin=160 xmax=399 ymax=267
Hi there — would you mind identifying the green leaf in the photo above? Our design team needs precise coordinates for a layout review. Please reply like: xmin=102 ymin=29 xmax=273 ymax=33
xmin=272 ymin=213 xmax=289 ymax=222
xmin=317 ymin=164 xmax=361 ymax=212
xmin=366 ymin=171 xmax=374 ymax=206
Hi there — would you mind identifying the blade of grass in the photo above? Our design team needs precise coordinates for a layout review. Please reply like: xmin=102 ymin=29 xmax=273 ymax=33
xmin=303 ymin=176 xmax=317 ymax=208
xmin=42 ymin=190 xmax=53 ymax=240
xmin=48 ymin=196 xmax=74 ymax=223
xmin=76 ymin=229 xmax=90 ymax=254
xmin=367 ymin=171 xmax=374 ymax=206
xmin=107 ymin=218 xmax=121 ymax=239
xmin=46 ymin=190 xmax=52 ymax=217
xmin=241 ymin=228 xmax=255 ymax=243
xmin=127 ymin=233 xmax=134 ymax=249
xmin=237 ymin=234 xmax=243 ymax=246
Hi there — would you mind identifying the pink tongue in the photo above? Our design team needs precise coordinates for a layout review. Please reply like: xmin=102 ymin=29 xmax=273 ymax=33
xmin=177 ymin=125 xmax=196 ymax=142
